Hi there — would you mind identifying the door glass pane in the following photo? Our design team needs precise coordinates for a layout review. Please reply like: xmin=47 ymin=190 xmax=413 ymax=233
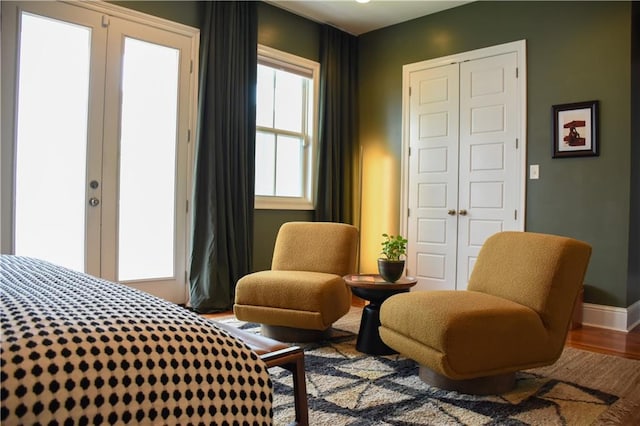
xmin=118 ymin=37 xmax=179 ymax=281
xmin=275 ymin=135 xmax=302 ymax=197
xmin=14 ymin=13 xmax=91 ymax=272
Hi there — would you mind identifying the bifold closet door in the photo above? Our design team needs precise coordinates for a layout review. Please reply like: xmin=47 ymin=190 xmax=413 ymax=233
xmin=456 ymin=52 xmax=520 ymax=289
xmin=407 ymin=63 xmax=460 ymax=291
xmin=407 ymin=52 xmax=520 ymax=291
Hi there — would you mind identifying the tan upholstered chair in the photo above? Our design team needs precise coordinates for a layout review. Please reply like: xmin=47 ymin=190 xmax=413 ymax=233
xmin=234 ymin=221 xmax=359 ymax=342
xmin=379 ymin=231 xmax=591 ymax=395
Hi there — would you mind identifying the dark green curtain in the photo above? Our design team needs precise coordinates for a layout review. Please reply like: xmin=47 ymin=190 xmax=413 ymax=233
xmin=189 ymin=1 xmax=257 ymax=313
xmin=315 ymin=25 xmax=359 ymax=223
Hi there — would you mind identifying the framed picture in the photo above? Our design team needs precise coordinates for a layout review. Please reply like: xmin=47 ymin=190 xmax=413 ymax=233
xmin=552 ymin=100 xmax=599 ymax=158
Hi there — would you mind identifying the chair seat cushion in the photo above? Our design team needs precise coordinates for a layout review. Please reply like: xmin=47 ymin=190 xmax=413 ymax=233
xmin=379 ymin=290 xmax=553 ymax=379
xmin=234 ymin=270 xmax=351 ymax=330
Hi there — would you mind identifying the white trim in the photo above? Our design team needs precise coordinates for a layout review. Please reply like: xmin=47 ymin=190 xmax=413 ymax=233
xmin=62 ymin=0 xmax=198 ymax=36
xmin=255 ymin=196 xmax=315 ymax=211
xmin=582 ymin=300 xmax=640 ymax=332
xmin=627 ymin=299 xmax=640 ymax=330
xmin=258 ymin=45 xmax=319 ymax=73
xmin=400 ymin=40 xmax=527 ymax=236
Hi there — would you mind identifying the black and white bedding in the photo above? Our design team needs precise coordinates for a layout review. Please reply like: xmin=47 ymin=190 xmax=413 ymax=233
xmin=0 ymin=255 xmax=272 ymax=425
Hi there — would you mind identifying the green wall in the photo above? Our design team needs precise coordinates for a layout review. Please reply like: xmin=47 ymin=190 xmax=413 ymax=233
xmin=112 ymin=1 xmax=637 ymax=307
xmin=358 ymin=1 xmax=634 ymax=307
xmin=109 ymin=1 xmax=202 ymax=27
xmin=257 ymin=2 xmax=320 ymax=62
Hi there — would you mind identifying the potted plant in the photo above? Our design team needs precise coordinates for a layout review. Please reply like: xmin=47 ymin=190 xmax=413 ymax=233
xmin=378 ymin=233 xmax=408 ymax=283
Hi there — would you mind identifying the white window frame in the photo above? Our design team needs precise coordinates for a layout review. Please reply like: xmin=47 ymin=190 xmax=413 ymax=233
xmin=255 ymin=45 xmax=319 ymax=210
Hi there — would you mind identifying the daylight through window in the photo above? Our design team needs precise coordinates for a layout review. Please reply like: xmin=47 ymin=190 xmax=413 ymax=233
xmin=255 ymin=46 xmax=319 ymax=210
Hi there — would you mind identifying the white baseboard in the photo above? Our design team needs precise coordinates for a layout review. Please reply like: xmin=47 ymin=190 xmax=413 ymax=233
xmin=628 ymin=299 xmax=640 ymax=330
xmin=582 ymin=299 xmax=640 ymax=332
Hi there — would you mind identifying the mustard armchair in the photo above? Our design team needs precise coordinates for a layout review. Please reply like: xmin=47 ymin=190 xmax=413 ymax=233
xmin=379 ymin=231 xmax=591 ymax=395
xmin=234 ymin=222 xmax=359 ymax=342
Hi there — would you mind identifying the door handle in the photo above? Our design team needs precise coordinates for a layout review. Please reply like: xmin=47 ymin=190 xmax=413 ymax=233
xmin=89 ymin=197 xmax=100 ymax=207
xmin=447 ymin=209 xmax=456 ymax=216
xmin=458 ymin=209 xmax=467 ymax=216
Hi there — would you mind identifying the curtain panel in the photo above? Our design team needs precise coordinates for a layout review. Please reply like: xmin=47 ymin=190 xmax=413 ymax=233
xmin=189 ymin=1 xmax=257 ymax=313
xmin=315 ymin=25 xmax=359 ymax=224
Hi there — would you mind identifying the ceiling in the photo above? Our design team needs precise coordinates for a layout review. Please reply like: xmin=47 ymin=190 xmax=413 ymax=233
xmin=267 ymin=0 xmax=472 ymax=35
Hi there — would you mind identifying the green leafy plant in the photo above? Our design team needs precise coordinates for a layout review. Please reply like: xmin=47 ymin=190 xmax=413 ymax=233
xmin=380 ymin=233 xmax=408 ymax=261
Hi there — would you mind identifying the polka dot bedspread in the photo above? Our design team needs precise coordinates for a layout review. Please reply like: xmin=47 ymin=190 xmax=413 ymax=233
xmin=0 ymin=255 xmax=273 ymax=425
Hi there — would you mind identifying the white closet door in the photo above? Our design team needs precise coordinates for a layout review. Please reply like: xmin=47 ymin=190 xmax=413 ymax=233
xmin=407 ymin=63 xmax=459 ymax=291
xmin=457 ymin=52 xmax=520 ymax=290
xmin=406 ymin=47 xmax=523 ymax=291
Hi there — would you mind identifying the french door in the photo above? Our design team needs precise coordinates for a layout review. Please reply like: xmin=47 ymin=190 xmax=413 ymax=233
xmin=1 ymin=1 xmax=198 ymax=303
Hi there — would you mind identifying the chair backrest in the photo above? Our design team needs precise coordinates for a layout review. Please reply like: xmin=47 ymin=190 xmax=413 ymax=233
xmin=468 ymin=231 xmax=591 ymax=337
xmin=271 ymin=222 xmax=359 ymax=276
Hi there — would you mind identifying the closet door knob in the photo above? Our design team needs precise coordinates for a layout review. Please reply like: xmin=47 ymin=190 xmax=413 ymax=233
xmin=458 ymin=209 xmax=467 ymax=216
xmin=447 ymin=209 xmax=456 ymax=216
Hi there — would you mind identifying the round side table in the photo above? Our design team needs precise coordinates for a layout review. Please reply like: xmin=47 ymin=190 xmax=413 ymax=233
xmin=344 ymin=274 xmax=417 ymax=355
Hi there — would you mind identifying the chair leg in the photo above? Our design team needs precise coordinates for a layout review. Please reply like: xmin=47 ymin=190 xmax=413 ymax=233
xmin=286 ymin=349 xmax=308 ymax=426
xmin=262 ymin=347 xmax=308 ymax=426
xmin=419 ymin=365 xmax=516 ymax=395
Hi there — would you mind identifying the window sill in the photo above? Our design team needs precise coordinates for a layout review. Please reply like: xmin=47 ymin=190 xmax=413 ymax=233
xmin=255 ymin=197 xmax=314 ymax=210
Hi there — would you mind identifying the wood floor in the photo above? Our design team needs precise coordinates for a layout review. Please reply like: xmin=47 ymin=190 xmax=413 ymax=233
xmin=566 ymin=323 xmax=640 ymax=360
xmin=206 ymin=309 xmax=640 ymax=361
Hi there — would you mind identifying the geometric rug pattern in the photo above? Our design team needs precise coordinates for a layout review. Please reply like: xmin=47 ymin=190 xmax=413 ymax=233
xmin=269 ymin=337 xmax=618 ymax=425
xmin=221 ymin=320 xmax=621 ymax=425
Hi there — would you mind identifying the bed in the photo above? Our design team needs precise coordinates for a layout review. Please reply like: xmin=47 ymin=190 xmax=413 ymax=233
xmin=0 ymin=255 xmax=273 ymax=425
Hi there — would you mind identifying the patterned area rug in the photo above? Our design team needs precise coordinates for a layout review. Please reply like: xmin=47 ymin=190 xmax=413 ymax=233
xmin=217 ymin=309 xmax=640 ymax=425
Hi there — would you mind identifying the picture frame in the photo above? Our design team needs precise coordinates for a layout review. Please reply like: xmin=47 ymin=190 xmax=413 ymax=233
xmin=552 ymin=100 xmax=599 ymax=158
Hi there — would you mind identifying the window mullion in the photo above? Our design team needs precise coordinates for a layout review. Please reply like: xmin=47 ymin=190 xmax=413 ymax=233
xmin=271 ymin=72 xmax=276 ymax=131
xmin=300 ymin=80 xmax=309 ymax=194
xmin=301 ymin=80 xmax=309 ymax=148
xmin=256 ymin=126 xmax=304 ymax=139
xmin=271 ymin=134 xmax=277 ymax=196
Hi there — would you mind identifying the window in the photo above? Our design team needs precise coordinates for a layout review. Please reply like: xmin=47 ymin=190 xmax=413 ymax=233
xmin=255 ymin=46 xmax=319 ymax=210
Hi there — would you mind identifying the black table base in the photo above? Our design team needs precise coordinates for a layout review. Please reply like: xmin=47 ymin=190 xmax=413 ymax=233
xmin=352 ymin=287 xmax=410 ymax=356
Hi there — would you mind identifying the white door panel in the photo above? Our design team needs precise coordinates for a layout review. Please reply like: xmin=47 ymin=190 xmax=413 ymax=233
xmin=406 ymin=45 xmax=524 ymax=292
xmin=102 ymin=17 xmax=193 ymax=302
xmin=408 ymin=63 xmax=459 ymax=291
xmin=9 ymin=1 xmax=107 ymax=277
xmin=457 ymin=52 xmax=520 ymax=289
